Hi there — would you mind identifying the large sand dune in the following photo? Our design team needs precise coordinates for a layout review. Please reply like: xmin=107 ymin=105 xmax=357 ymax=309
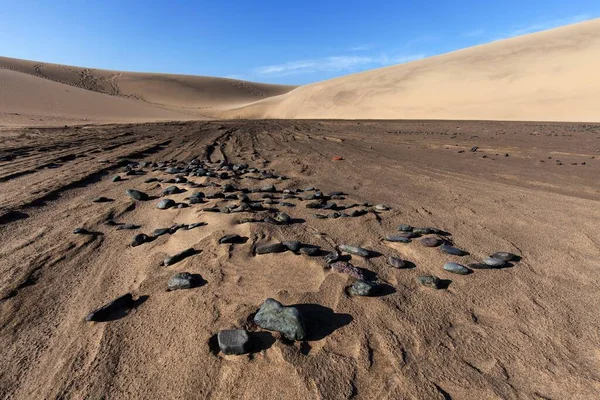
xmin=230 ymin=19 xmax=600 ymax=122
xmin=0 ymin=56 xmax=295 ymax=126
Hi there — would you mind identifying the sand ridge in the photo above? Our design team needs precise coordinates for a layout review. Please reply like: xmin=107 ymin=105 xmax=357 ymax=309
xmin=0 ymin=120 xmax=599 ymax=399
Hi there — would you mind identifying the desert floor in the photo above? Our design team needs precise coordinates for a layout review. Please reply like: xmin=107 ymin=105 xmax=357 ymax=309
xmin=1 ymin=120 xmax=599 ymax=399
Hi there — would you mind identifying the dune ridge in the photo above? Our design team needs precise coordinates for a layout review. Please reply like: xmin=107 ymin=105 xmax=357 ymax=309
xmin=229 ymin=19 xmax=600 ymax=122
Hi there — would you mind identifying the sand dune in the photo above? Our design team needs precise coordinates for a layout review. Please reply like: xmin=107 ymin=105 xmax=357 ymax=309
xmin=0 ymin=56 xmax=295 ymax=126
xmin=230 ymin=19 xmax=600 ymax=122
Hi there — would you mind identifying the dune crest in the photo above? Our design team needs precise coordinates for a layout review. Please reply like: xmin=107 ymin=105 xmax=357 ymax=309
xmin=229 ymin=19 xmax=600 ymax=122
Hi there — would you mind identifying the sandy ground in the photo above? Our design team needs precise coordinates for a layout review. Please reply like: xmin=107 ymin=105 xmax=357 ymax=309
xmin=231 ymin=19 xmax=600 ymax=122
xmin=1 ymin=120 xmax=599 ymax=399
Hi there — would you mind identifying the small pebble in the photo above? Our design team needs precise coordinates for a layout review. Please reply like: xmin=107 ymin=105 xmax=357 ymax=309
xmin=482 ymin=257 xmax=505 ymax=267
xmin=388 ymin=256 xmax=406 ymax=269
xmin=167 ymin=272 xmax=199 ymax=291
xmin=416 ymin=275 xmax=443 ymax=289
xmin=330 ymin=261 xmax=364 ymax=279
xmin=156 ymin=199 xmax=176 ymax=209
xmin=443 ymin=262 xmax=472 ymax=275
xmin=420 ymin=237 xmax=442 ymax=247
xmin=491 ymin=252 xmax=518 ymax=261
xmin=131 ymin=233 xmax=150 ymax=247
xmin=73 ymin=227 xmax=90 ymax=235
xmin=440 ymin=244 xmax=467 ymax=256
xmin=385 ymin=236 xmax=412 ymax=243
xmin=219 ymin=234 xmax=241 ymax=244
xmin=218 ymin=329 xmax=250 ymax=355
xmin=256 ymin=243 xmax=287 ymax=255
xmin=93 ymin=197 xmax=112 ymax=203
xmin=126 ymin=189 xmax=149 ymax=201
xmin=338 ymin=244 xmax=370 ymax=257
xmin=348 ymin=280 xmax=380 ymax=296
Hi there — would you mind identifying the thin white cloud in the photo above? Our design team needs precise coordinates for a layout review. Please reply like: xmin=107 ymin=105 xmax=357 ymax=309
xmin=255 ymin=53 xmax=425 ymax=76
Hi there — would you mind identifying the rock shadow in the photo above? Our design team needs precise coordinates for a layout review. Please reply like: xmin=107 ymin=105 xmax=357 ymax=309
xmin=292 ymin=303 xmax=353 ymax=342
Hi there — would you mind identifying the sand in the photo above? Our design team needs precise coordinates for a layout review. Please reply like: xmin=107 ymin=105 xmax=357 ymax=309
xmin=230 ymin=19 xmax=600 ymax=122
xmin=1 ymin=120 xmax=599 ymax=399
xmin=0 ymin=56 xmax=295 ymax=126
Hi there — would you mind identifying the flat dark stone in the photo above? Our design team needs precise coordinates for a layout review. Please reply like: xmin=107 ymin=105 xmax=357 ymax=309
xmin=388 ymin=256 xmax=406 ymax=269
xmin=73 ymin=227 xmax=90 ymax=235
xmin=282 ymin=241 xmax=302 ymax=252
xmin=338 ymin=244 xmax=370 ymax=257
xmin=440 ymin=244 xmax=467 ymax=256
xmin=348 ymin=280 xmax=380 ymax=296
xmin=397 ymin=224 xmax=413 ymax=232
xmin=131 ymin=233 xmax=150 ymax=247
xmin=153 ymin=228 xmax=170 ymax=237
xmin=482 ymin=257 xmax=506 ymax=267
xmin=416 ymin=275 xmax=442 ymax=289
xmin=219 ymin=234 xmax=241 ymax=244
xmin=385 ymin=236 xmax=412 ymax=243
xmin=256 ymin=243 xmax=287 ymax=255
xmin=299 ymin=246 xmax=320 ymax=256
xmin=468 ymin=263 xmax=495 ymax=270
xmin=116 ymin=224 xmax=140 ymax=230
xmin=126 ymin=189 xmax=149 ymax=201
xmin=218 ymin=329 xmax=250 ymax=355
xmin=324 ymin=251 xmax=340 ymax=264
xmin=491 ymin=252 xmax=518 ymax=261
xmin=156 ymin=199 xmax=176 ymax=209
xmin=167 ymin=272 xmax=199 ymax=291
xmin=421 ymin=237 xmax=442 ymax=247
xmin=186 ymin=222 xmax=207 ymax=230
xmin=443 ymin=262 xmax=471 ymax=275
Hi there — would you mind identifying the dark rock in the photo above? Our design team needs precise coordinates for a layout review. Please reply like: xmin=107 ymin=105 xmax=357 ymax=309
xmin=261 ymin=185 xmax=276 ymax=193
xmin=218 ymin=329 xmax=250 ymax=355
xmin=273 ymin=212 xmax=291 ymax=224
xmin=164 ymin=248 xmax=196 ymax=266
xmin=162 ymin=186 xmax=183 ymax=196
xmin=153 ymin=228 xmax=170 ymax=237
xmin=416 ymin=275 xmax=442 ymax=289
xmin=256 ymin=243 xmax=287 ymax=255
xmin=144 ymin=178 xmax=158 ymax=183
xmin=440 ymin=244 xmax=467 ymax=256
xmin=186 ymin=222 xmax=207 ymax=230
xmin=112 ymin=175 xmax=122 ymax=182
xmin=85 ymin=293 xmax=134 ymax=322
xmin=348 ymin=209 xmax=367 ymax=217
xmin=282 ymin=241 xmax=302 ymax=252
xmin=131 ymin=233 xmax=150 ymax=247
xmin=254 ymin=298 xmax=305 ymax=341
xmin=397 ymin=224 xmax=413 ymax=232
xmin=385 ymin=236 xmax=411 ymax=243
xmin=443 ymin=262 xmax=471 ymax=275
xmin=93 ymin=197 xmax=112 ymax=203
xmin=338 ymin=244 xmax=370 ymax=257
xmin=156 ymin=199 xmax=176 ymax=209
xmin=348 ymin=280 xmax=380 ymax=296
xmin=299 ymin=246 xmax=320 ymax=256
xmin=420 ymin=237 xmax=442 ymax=247
xmin=324 ymin=251 xmax=340 ymax=264
xmin=73 ymin=227 xmax=90 ymax=235
xmin=388 ymin=256 xmax=406 ymax=269
xmin=330 ymin=261 xmax=365 ymax=279
xmin=219 ymin=234 xmax=241 ymax=244
xmin=126 ymin=189 xmax=149 ymax=201
xmin=412 ymin=227 xmax=432 ymax=235
xmin=470 ymin=146 xmax=478 ymax=152
xmin=167 ymin=272 xmax=199 ymax=291
xmin=482 ymin=257 xmax=505 ymax=267
xmin=491 ymin=252 xmax=518 ymax=261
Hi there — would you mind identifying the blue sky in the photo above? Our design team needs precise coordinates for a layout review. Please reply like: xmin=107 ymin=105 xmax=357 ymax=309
xmin=1 ymin=0 xmax=599 ymax=85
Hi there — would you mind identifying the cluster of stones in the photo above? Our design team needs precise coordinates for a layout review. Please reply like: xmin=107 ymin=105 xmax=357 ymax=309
xmin=81 ymin=155 xmax=522 ymax=355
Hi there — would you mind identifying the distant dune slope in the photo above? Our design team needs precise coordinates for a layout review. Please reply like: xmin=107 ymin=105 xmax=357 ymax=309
xmin=0 ymin=56 xmax=295 ymax=126
xmin=229 ymin=19 xmax=600 ymax=122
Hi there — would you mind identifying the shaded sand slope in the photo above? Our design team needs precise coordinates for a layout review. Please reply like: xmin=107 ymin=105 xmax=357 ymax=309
xmin=0 ymin=56 xmax=295 ymax=126
xmin=0 ymin=120 xmax=599 ymax=399
xmin=230 ymin=19 xmax=600 ymax=122
xmin=0 ymin=69 xmax=200 ymax=126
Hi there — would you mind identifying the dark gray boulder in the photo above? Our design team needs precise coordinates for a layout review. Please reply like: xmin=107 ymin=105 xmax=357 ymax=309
xmin=253 ymin=298 xmax=305 ymax=341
